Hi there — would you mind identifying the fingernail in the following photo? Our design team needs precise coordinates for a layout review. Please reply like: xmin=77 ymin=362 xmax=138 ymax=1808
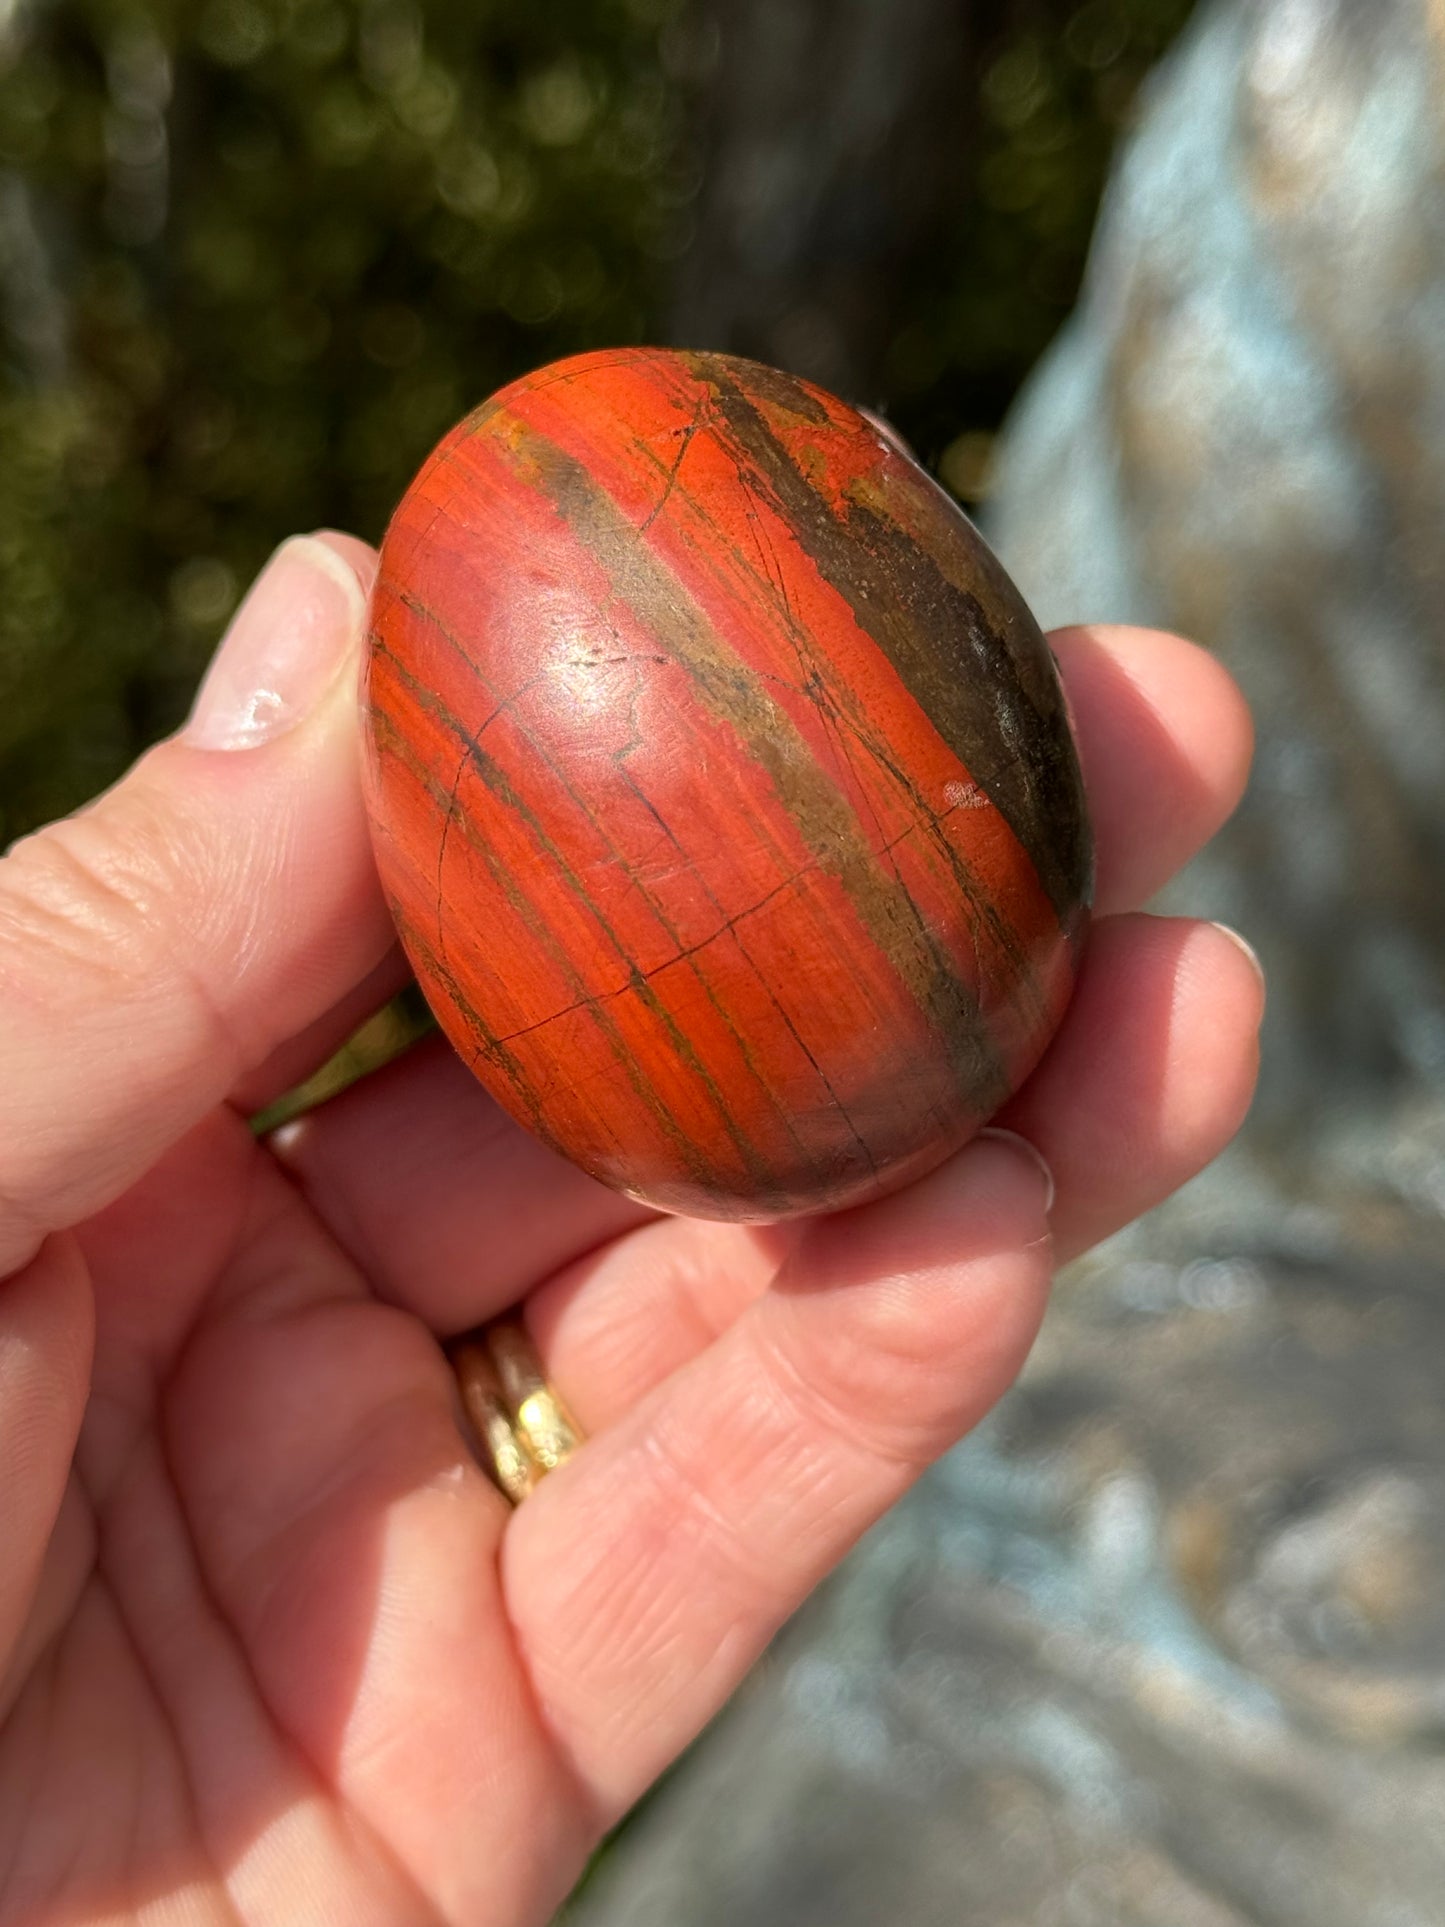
xmin=1210 ymin=921 xmax=1265 ymax=992
xmin=186 ymin=535 xmax=368 ymax=751
xmin=976 ymin=1127 xmax=1056 ymax=1214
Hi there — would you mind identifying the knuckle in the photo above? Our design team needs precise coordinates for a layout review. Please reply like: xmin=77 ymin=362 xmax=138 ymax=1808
xmin=0 ymin=793 xmax=240 ymax=1067
xmin=759 ymin=1244 xmax=1052 ymax=1470
xmin=1 ymin=801 xmax=174 ymax=1004
xmin=633 ymin=1418 xmax=796 ymax=1613
xmin=3 ymin=810 xmax=167 ymax=985
xmin=753 ymin=1314 xmax=943 ymax=1471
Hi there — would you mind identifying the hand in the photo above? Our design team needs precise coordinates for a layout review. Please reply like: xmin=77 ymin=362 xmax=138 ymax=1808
xmin=0 ymin=531 xmax=1260 ymax=1926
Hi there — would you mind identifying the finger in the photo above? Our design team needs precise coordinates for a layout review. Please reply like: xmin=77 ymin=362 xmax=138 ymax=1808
xmin=164 ymin=1157 xmax=590 ymax=1925
xmin=522 ymin=910 xmax=1262 ymax=1432
xmin=999 ymin=912 xmax=1265 ymax=1262
xmin=1049 ymin=624 xmax=1253 ymax=915
xmin=504 ymin=1132 xmax=1054 ymax=1816
xmin=269 ymin=1036 xmax=655 ymax=1325
xmin=225 ymin=536 xmax=414 ymax=1119
xmin=0 ymin=1235 xmax=94 ymax=1698
xmin=0 ymin=532 xmax=393 ymax=1277
xmin=522 ymin=1217 xmax=788 ymax=1431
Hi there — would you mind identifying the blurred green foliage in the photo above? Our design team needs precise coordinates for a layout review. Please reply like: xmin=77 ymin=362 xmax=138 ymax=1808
xmin=889 ymin=0 xmax=1196 ymax=484
xmin=0 ymin=0 xmax=688 ymax=840
xmin=0 ymin=0 xmax=1192 ymax=844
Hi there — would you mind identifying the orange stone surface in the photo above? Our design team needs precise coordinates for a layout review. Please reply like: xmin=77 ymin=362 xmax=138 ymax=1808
xmin=362 ymin=348 xmax=1093 ymax=1221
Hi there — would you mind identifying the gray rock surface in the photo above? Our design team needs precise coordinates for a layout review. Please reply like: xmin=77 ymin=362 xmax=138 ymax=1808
xmin=569 ymin=1200 xmax=1445 ymax=1926
xmin=565 ymin=4 xmax=1445 ymax=1918
xmin=990 ymin=0 xmax=1445 ymax=1141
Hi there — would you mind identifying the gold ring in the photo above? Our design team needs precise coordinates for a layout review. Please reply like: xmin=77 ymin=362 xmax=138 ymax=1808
xmin=450 ymin=1317 xmax=582 ymax=1504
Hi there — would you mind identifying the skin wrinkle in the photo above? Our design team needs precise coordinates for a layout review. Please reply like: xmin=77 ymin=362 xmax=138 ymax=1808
xmin=631 ymin=1419 xmax=805 ymax=1619
xmin=0 ymin=1477 xmax=93 ymax=1729
xmin=221 ymin=1334 xmax=598 ymax=1896
xmin=16 ymin=789 xmax=276 ymax=1075
xmin=0 ymin=1177 xmax=45 ymax=1273
xmin=149 ymin=1409 xmax=449 ymax=1927
xmin=748 ymin=1306 xmax=950 ymax=1477
xmin=770 ymin=1271 xmax=1049 ymax=1472
xmin=0 ymin=823 xmax=248 ymax=1263
xmin=186 ymin=1375 xmax=415 ymax=1634
xmin=539 ymin=1418 xmax=797 ymax=1712
xmin=490 ymin=1523 xmax=615 ymax=1849
xmin=0 ymin=1648 xmax=53 ymax=1911
xmin=115 ymin=1595 xmax=179 ymax=1927
xmin=146 ymin=1165 xmax=496 ymax=1924
xmin=51 ymin=1598 xmax=153 ymax=1918
xmin=84 ymin=1402 xmax=429 ymax=1927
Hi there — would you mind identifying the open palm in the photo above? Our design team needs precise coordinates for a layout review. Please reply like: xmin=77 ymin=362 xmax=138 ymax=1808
xmin=0 ymin=533 xmax=1261 ymax=1926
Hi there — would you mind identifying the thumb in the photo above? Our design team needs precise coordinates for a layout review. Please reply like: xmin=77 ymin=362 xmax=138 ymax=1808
xmin=0 ymin=532 xmax=395 ymax=1278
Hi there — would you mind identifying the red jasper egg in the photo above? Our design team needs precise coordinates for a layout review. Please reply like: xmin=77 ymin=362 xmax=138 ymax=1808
xmin=362 ymin=348 xmax=1093 ymax=1221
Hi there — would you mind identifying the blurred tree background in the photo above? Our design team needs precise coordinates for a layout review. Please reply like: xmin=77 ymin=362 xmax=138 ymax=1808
xmin=0 ymin=0 xmax=1192 ymax=846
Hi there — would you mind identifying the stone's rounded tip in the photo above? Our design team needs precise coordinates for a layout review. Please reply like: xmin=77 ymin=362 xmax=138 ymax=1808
xmin=363 ymin=349 xmax=1093 ymax=1218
